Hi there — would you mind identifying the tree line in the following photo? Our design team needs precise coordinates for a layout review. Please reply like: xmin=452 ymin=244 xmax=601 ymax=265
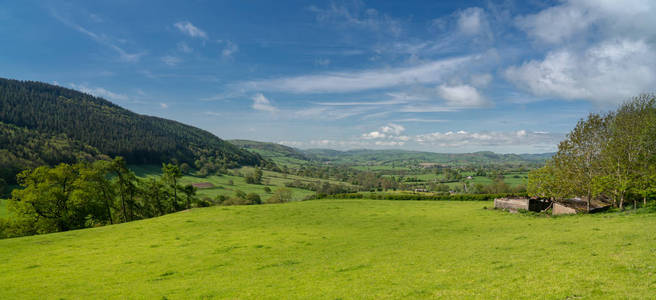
xmin=0 ymin=158 xmax=197 ymax=238
xmin=528 ymin=95 xmax=656 ymax=210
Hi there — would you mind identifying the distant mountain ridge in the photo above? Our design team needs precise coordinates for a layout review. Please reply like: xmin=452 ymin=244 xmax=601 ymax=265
xmin=0 ymin=77 xmax=263 ymax=182
xmin=230 ymin=140 xmax=553 ymax=166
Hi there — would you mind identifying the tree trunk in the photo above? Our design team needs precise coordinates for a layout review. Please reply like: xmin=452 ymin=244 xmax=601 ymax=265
xmin=644 ymin=195 xmax=647 ymax=207
xmin=619 ymin=194 xmax=624 ymax=210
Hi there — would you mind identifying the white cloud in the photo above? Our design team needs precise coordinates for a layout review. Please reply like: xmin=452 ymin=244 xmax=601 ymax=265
xmin=457 ymin=7 xmax=490 ymax=37
xmin=437 ymin=84 xmax=488 ymax=107
xmin=315 ymin=58 xmax=331 ymax=66
xmin=470 ymin=73 xmax=492 ymax=87
xmin=394 ymin=118 xmax=447 ymax=123
xmin=308 ymin=1 xmax=402 ymax=36
xmin=252 ymin=93 xmax=278 ymax=112
xmin=415 ymin=130 xmax=561 ymax=148
xmin=177 ymin=42 xmax=193 ymax=53
xmin=516 ymin=0 xmax=655 ymax=45
xmin=362 ymin=131 xmax=386 ymax=139
xmin=160 ymin=103 xmax=169 ymax=109
xmin=509 ymin=0 xmax=656 ymax=104
xmin=363 ymin=123 xmax=405 ymax=140
xmin=161 ymin=55 xmax=181 ymax=66
xmin=505 ymin=39 xmax=656 ymax=104
xmin=174 ymin=21 xmax=208 ymax=39
xmin=221 ymin=40 xmax=239 ymax=58
xmin=238 ymin=55 xmax=473 ymax=94
xmin=70 ymin=83 xmax=128 ymax=102
xmin=381 ymin=123 xmax=404 ymax=135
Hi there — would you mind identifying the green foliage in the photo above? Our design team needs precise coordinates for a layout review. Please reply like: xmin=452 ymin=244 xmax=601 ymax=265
xmin=0 ymin=158 xmax=208 ymax=238
xmin=244 ymin=167 xmax=263 ymax=184
xmin=245 ymin=193 xmax=261 ymax=205
xmin=528 ymin=95 xmax=656 ymax=209
xmin=266 ymin=187 xmax=293 ymax=203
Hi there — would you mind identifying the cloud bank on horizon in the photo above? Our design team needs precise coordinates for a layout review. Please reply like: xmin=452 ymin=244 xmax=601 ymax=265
xmin=2 ymin=0 xmax=655 ymax=153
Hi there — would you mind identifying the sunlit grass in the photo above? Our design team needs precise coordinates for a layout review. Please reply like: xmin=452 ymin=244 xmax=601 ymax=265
xmin=1 ymin=200 xmax=654 ymax=299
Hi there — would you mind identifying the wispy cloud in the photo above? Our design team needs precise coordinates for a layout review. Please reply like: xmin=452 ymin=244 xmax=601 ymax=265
xmin=49 ymin=8 xmax=145 ymax=62
xmin=177 ymin=41 xmax=193 ymax=53
xmin=69 ymin=83 xmax=128 ymax=102
xmin=221 ymin=40 xmax=239 ymax=58
xmin=308 ymin=1 xmax=402 ymax=36
xmin=174 ymin=21 xmax=208 ymax=39
xmin=237 ymin=55 xmax=474 ymax=94
xmin=161 ymin=55 xmax=181 ymax=66
xmin=394 ymin=118 xmax=447 ymax=123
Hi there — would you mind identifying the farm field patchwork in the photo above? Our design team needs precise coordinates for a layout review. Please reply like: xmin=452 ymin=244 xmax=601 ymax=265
xmin=128 ymin=165 xmax=323 ymax=201
xmin=0 ymin=200 xmax=654 ymax=299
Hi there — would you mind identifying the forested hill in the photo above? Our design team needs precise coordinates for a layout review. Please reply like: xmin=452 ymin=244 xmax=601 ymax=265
xmin=229 ymin=140 xmax=311 ymax=161
xmin=0 ymin=78 xmax=263 ymax=176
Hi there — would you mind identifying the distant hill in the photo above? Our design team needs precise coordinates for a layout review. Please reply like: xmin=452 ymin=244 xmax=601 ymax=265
xmin=301 ymin=149 xmax=553 ymax=166
xmin=0 ymin=77 xmax=264 ymax=182
xmin=229 ymin=140 xmax=311 ymax=161
xmin=229 ymin=139 xmax=315 ymax=167
xmin=229 ymin=139 xmax=553 ymax=167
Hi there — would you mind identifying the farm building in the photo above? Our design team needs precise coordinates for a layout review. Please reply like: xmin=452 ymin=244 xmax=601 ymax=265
xmin=191 ymin=182 xmax=215 ymax=189
xmin=552 ymin=198 xmax=611 ymax=215
xmin=494 ymin=197 xmax=551 ymax=212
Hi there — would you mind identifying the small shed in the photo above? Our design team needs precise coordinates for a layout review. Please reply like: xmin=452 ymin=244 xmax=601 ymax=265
xmin=552 ymin=198 xmax=611 ymax=215
xmin=494 ymin=197 xmax=551 ymax=212
xmin=191 ymin=182 xmax=215 ymax=189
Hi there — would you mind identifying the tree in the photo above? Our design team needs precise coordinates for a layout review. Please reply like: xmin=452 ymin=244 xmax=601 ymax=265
xmin=246 ymin=193 xmax=261 ymax=205
xmin=110 ymin=157 xmax=138 ymax=221
xmin=245 ymin=167 xmax=263 ymax=184
xmin=0 ymin=178 xmax=5 ymax=196
xmin=162 ymin=163 xmax=182 ymax=210
xmin=267 ymin=188 xmax=293 ymax=204
xmin=182 ymin=184 xmax=197 ymax=209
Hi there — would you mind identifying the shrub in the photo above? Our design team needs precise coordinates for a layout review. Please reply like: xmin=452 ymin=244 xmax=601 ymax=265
xmin=246 ymin=193 xmax=262 ymax=205
xmin=267 ymin=188 xmax=293 ymax=204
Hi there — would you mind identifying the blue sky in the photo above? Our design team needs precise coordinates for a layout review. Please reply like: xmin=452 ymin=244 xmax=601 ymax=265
xmin=2 ymin=0 xmax=655 ymax=153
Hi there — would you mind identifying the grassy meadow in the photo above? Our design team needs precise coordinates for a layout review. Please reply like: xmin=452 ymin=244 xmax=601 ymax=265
xmin=129 ymin=165 xmax=328 ymax=202
xmin=1 ymin=200 xmax=655 ymax=299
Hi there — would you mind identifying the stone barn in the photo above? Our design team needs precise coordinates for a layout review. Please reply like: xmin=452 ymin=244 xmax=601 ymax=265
xmin=494 ymin=197 xmax=551 ymax=212
xmin=552 ymin=198 xmax=611 ymax=215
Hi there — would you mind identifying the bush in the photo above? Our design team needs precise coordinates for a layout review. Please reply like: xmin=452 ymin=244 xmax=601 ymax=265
xmin=197 ymin=197 xmax=213 ymax=207
xmin=246 ymin=193 xmax=262 ymax=205
xmin=267 ymin=188 xmax=293 ymax=204
xmin=263 ymin=186 xmax=272 ymax=193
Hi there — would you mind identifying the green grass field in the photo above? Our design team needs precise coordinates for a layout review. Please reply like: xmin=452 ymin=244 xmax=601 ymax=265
xmin=129 ymin=165 xmax=321 ymax=202
xmin=1 ymin=200 xmax=654 ymax=299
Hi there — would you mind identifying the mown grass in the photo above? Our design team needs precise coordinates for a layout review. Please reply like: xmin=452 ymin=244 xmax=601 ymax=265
xmin=1 ymin=200 xmax=655 ymax=299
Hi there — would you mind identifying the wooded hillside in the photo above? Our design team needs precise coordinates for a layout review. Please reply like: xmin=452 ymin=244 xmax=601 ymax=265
xmin=0 ymin=78 xmax=264 ymax=181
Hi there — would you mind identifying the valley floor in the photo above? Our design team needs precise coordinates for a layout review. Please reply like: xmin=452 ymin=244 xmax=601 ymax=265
xmin=0 ymin=200 xmax=654 ymax=299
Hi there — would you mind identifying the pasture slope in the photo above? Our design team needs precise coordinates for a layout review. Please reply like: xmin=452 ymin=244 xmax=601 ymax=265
xmin=1 ymin=200 xmax=655 ymax=299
